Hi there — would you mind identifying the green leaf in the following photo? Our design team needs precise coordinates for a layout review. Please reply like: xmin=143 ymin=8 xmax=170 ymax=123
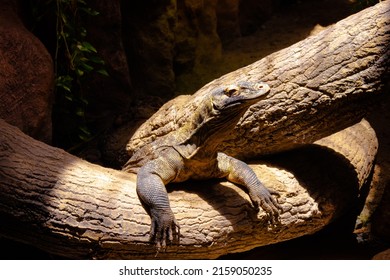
xmin=97 ymin=69 xmax=109 ymax=76
xmin=59 ymin=84 xmax=72 ymax=92
xmin=60 ymin=12 xmax=68 ymax=25
xmin=78 ymin=134 xmax=90 ymax=141
xmin=78 ymin=0 xmax=87 ymax=6
xmin=80 ymin=62 xmax=94 ymax=72
xmin=76 ymin=68 xmax=84 ymax=76
xmin=80 ymin=7 xmax=100 ymax=16
xmin=64 ymin=92 xmax=73 ymax=101
xmin=80 ymin=97 xmax=89 ymax=105
xmin=88 ymin=55 xmax=105 ymax=65
xmin=80 ymin=27 xmax=87 ymax=37
xmin=78 ymin=125 xmax=91 ymax=138
xmin=76 ymin=108 xmax=85 ymax=117
xmin=77 ymin=41 xmax=97 ymax=53
xmin=55 ymin=75 xmax=73 ymax=91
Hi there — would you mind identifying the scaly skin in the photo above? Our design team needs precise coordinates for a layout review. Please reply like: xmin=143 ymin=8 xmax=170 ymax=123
xmin=123 ymin=81 xmax=281 ymax=251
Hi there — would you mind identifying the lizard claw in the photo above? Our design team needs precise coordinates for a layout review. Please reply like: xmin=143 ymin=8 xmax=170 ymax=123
xmin=149 ymin=208 xmax=180 ymax=255
xmin=249 ymin=187 xmax=282 ymax=222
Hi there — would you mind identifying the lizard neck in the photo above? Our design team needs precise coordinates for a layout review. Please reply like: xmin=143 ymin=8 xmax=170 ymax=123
xmin=183 ymin=103 xmax=245 ymax=156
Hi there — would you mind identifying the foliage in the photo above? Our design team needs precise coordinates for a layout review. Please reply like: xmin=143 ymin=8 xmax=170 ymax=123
xmin=30 ymin=0 xmax=108 ymax=150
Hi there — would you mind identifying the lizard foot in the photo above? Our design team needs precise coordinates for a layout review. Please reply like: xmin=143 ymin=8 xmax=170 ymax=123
xmin=249 ymin=187 xmax=282 ymax=222
xmin=149 ymin=208 xmax=180 ymax=256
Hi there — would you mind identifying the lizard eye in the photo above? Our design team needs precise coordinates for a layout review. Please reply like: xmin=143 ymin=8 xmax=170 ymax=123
xmin=254 ymin=83 xmax=266 ymax=90
xmin=224 ymin=85 xmax=240 ymax=97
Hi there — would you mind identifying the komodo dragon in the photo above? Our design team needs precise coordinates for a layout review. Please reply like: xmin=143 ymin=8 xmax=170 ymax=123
xmin=122 ymin=81 xmax=281 ymax=251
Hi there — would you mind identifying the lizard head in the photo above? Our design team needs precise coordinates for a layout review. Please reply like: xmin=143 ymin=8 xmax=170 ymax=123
xmin=186 ymin=81 xmax=271 ymax=149
xmin=210 ymin=81 xmax=270 ymax=113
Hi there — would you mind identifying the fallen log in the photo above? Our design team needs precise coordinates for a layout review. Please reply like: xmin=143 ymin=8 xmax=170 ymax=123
xmin=0 ymin=2 xmax=388 ymax=259
xmin=0 ymin=118 xmax=377 ymax=259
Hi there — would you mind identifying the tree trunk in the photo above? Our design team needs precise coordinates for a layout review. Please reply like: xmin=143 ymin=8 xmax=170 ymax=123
xmin=125 ymin=1 xmax=389 ymax=160
xmin=0 ymin=2 xmax=387 ymax=259
xmin=0 ymin=118 xmax=377 ymax=259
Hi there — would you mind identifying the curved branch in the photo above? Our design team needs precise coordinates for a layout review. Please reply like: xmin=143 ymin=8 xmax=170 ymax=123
xmin=125 ymin=1 xmax=389 ymax=160
xmin=0 ymin=118 xmax=377 ymax=259
xmin=0 ymin=1 xmax=386 ymax=260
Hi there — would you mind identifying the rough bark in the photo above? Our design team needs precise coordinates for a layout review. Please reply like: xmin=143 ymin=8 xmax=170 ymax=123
xmin=125 ymin=1 xmax=389 ymax=161
xmin=0 ymin=118 xmax=377 ymax=259
xmin=0 ymin=2 xmax=387 ymax=260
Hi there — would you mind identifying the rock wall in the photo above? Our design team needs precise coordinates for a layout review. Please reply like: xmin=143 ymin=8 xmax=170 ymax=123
xmin=119 ymin=0 xmax=278 ymax=98
xmin=0 ymin=0 xmax=54 ymax=143
xmin=84 ymin=1 xmax=132 ymax=124
xmin=121 ymin=0 xmax=177 ymax=98
xmin=217 ymin=0 xmax=279 ymax=40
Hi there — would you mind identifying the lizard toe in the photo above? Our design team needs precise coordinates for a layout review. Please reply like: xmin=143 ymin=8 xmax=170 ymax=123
xmin=149 ymin=208 xmax=179 ymax=253
xmin=250 ymin=187 xmax=282 ymax=221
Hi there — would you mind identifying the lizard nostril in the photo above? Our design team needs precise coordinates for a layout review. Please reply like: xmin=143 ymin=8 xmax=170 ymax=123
xmin=255 ymin=83 xmax=264 ymax=90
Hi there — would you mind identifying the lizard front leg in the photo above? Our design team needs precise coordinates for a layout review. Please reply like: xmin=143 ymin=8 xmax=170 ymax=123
xmin=217 ymin=152 xmax=282 ymax=219
xmin=137 ymin=155 xmax=181 ymax=252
